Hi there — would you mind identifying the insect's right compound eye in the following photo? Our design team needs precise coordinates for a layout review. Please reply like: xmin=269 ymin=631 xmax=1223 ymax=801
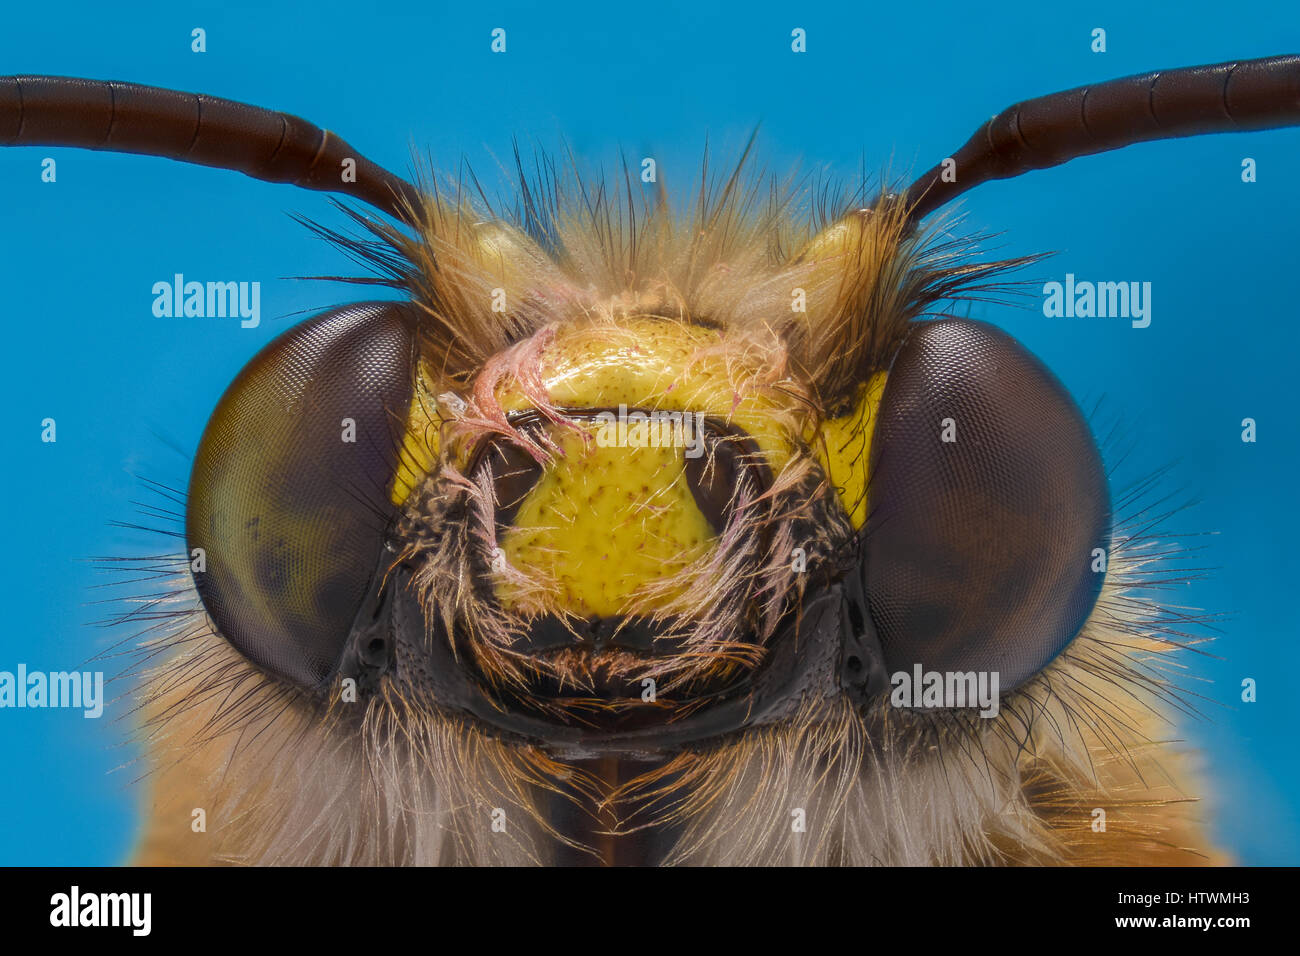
xmin=863 ymin=318 xmax=1111 ymax=693
xmin=186 ymin=302 xmax=418 ymax=690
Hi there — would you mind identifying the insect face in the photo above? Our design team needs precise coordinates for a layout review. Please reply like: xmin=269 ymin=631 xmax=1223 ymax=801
xmin=11 ymin=56 xmax=1294 ymax=863
xmin=182 ymin=200 xmax=1110 ymax=753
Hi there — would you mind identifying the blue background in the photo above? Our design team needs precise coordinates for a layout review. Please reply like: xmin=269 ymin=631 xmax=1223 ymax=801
xmin=1 ymin=0 xmax=1296 ymax=865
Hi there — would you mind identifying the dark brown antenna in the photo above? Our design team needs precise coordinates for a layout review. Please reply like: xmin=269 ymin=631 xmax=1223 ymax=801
xmin=899 ymin=54 xmax=1300 ymax=223
xmin=0 ymin=76 xmax=423 ymax=222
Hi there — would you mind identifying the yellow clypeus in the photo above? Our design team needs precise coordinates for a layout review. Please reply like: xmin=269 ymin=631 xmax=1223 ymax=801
xmin=496 ymin=422 xmax=714 ymax=618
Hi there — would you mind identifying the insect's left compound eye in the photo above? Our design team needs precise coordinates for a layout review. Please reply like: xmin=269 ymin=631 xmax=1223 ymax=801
xmin=863 ymin=318 xmax=1111 ymax=692
xmin=186 ymin=302 xmax=418 ymax=690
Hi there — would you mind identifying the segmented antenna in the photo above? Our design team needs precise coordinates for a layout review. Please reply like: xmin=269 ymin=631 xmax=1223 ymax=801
xmin=0 ymin=75 xmax=422 ymax=222
xmin=899 ymin=54 xmax=1300 ymax=222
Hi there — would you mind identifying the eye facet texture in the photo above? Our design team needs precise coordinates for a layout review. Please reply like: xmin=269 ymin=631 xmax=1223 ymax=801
xmin=187 ymin=302 xmax=417 ymax=689
xmin=864 ymin=318 xmax=1110 ymax=691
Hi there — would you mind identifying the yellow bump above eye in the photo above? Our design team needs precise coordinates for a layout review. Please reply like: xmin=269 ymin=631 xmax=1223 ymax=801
xmin=814 ymin=372 xmax=887 ymax=529
xmin=390 ymin=361 xmax=443 ymax=507
xmin=496 ymin=423 xmax=713 ymax=619
xmin=470 ymin=221 xmax=556 ymax=292
xmin=798 ymin=212 xmax=870 ymax=269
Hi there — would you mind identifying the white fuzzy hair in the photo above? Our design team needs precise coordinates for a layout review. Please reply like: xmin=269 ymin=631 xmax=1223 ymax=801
xmin=124 ymin=516 xmax=1216 ymax=867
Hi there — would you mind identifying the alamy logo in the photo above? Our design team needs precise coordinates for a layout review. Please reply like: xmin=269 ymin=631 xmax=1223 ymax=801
xmin=0 ymin=664 xmax=103 ymax=718
xmin=152 ymin=274 xmax=261 ymax=328
xmin=593 ymin=405 xmax=706 ymax=459
xmin=1042 ymin=273 xmax=1152 ymax=328
xmin=49 ymin=886 xmax=151 ymax=936
xmin=889 ymin=665 xmax=1000 ymax=718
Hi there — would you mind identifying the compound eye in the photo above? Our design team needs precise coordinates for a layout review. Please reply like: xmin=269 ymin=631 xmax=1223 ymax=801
xmin=864 ymin=318 xmax=1110 ymax=692
xmin=186 ymin=303 xmax=418 ymax=690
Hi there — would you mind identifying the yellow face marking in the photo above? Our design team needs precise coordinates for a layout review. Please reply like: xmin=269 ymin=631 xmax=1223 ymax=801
xmin=394 ymin=313 xmax=887 ymax=616
xmin=480 ymin=317 xmax=807 ymax=616
xmin=490 ymin=316 xmax=805 ymax=472
xmin=814 ymin=372 xmax=888 ymax=529
xmin=390 ymin=361 xmax=444 ymax=507
xmin=496 ymin=422 xmax=713 ymax=618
